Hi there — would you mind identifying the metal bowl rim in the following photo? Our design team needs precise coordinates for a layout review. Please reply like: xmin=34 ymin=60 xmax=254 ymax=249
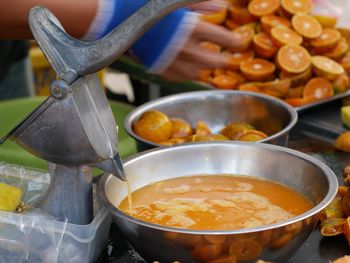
xmin=98 ymin=141 xmax=338 ymax=235
xmin=124 ymin=90 xmax=298 ymax=146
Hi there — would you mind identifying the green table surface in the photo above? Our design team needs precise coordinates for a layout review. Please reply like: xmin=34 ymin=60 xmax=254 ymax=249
xmin=0 ymin=97 xmax=137 ymax=172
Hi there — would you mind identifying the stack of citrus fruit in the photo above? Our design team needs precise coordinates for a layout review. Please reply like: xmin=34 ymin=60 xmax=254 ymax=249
xmin=200 ymin=0 xmax=350 ymax=107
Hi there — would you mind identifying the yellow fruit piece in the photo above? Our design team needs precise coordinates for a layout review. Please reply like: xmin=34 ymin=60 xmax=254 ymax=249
xmin=0 ymin=182 xmax=22 ymax=212
xmin=334 ymin=131 xmax=350 ymax=152
xmin=314 ymin=15 xmax=337 ymax=28
xmin=341 ymin=105 xmax=350 ymax=129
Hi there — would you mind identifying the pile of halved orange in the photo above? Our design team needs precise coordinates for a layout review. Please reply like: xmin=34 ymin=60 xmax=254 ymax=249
xmin=199 ymin=0 xmax=350 ymax=107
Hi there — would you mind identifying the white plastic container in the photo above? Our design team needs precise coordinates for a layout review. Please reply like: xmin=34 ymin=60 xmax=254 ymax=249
xmin=0 ymin=163 xmax=111 ymax=263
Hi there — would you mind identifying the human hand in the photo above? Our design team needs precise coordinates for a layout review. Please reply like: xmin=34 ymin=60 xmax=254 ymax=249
xmin=186 ymin=0 xmax=229 ymax=14
xmin=162 ymin=20 xmax=247 ymax=82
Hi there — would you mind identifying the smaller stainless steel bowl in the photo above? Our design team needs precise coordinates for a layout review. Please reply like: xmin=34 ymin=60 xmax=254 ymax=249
xmin=98 ymin=142 xmax=338 ymax=263
xmin=125 ymin=90 xmax=298 ymax=151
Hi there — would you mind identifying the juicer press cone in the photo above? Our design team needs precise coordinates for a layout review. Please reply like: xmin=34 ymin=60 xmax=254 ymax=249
xmin=0 ymin=0 xmax=204 ymax=224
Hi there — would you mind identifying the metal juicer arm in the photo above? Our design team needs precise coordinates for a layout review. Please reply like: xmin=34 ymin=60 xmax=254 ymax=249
xmin=29 ymin=0 xmax=203 ymax=85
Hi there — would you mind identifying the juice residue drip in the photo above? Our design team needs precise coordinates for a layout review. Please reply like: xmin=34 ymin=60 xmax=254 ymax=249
xmin=118 ymin=175 xmax=312 ymax=231
xmin=126 ymin=178 xmax=133 ymax=215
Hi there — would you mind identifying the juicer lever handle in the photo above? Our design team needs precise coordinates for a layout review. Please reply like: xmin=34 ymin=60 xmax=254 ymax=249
xmin=29 ymin=0 xmax=204 ymax=84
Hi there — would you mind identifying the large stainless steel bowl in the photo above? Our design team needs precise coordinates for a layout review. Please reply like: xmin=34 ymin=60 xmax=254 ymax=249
xmin=125 ymin=90 xmax=298 ymax=151
xmin=98 ymin=142 xmax=338 ymax=263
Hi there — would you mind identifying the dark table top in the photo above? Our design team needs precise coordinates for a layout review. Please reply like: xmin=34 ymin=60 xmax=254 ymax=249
xmin=102 ymin=100 xmax=350 ymax=263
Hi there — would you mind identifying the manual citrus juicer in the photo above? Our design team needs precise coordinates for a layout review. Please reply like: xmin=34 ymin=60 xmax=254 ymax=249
xmin=0 ymin=0 xmax=203 ymax=225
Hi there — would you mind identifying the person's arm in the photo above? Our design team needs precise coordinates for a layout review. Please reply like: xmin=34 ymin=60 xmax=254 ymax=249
xmin=0 ymin=0 xmax=97 ymax=39
xmin=0 ymin=0 xmax=246 ymax=81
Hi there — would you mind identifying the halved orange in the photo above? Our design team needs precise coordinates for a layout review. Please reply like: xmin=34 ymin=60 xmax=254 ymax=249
xmin=170 ymin=118 xmax=193 ymax=139
xmin=212 ymin=74 xmax=238 ymax=89
xmin=277 ymin=45 xmax=311 ymax=74
xmin=303 ymin=77 xmax=334 ymax=99
xmin=270 ymin=26 xmax=303 ymax=47
xmin=255 ymin=78 xmax=291 ymax=96
xmin=240 ymin=58 xmax=276 ymax=81
xmin=239 ymin=82 xmax=261 ymax=92
xmin=213 ymin=68 xmax=225 ymax=77
xmin=133 ymin=110 xmax=172 ymax=143
xmin=292 ymin=13 xmax=322 ymax=39
xmin=281 ymin=0 xmax=312 ymax=16
xmin=314 ymin=15 xmax=337 ymax=28
xmin=312 ymin=56 xmax=345 ymax=80
xmin=248 ymin=0 xmax=280 ymax=17
xmin=231 ymin=26 xmax=255 ymax=52
xmin=201 ymin=9 xmax=227 ymax=25
xmin=238 ymin=130 xmax=268 ymax=141
xmin=198 ymin=69 xmax=212 ymax=83
xmin=229 ymin=6 xmax=257 ymax=25
xmin=260 ymin=15 xmax=291 ymax=34
xmin=332 ymin=74 xmax=350 ymax=93
xmin=226 ymin=49 xmax=255 ymax=70
xmin=339 ymin=28 xmax=350 ymax=41
xmin=341 ymin=51 xmax=350 ymax=74
xmin=310 ymin=29 xmax=342 ymax=54
xmin=324 ymin=37 xmax=349 ymax=61
xmin=280 ymin=67 xmax=312 ymax=86
xmin=284 ymin=97 xmax=315 ymax=107
xmin=225 ymin=18 xmax=240 ymax=30
xmin=253 ymin=32 xmax=278 ymax=58
xmin=285 ymin=85 xmax=304 ymax=98
xmin=225 ymin=70 xmax=247 ymax=85
xmin=199 ymin=41 xmax=221 ymax=53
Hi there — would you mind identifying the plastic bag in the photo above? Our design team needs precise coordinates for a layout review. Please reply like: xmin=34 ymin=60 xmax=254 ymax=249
xmin=0 ymin=162 xmax=51 ymax=208
xmin=0 ymin=162 xmax=67 ymax=263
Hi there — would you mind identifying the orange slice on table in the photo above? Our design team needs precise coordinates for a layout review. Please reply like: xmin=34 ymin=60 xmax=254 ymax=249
xmin=341 ymin=51 xmax=350 ymax=74
xmin=231 ymin=26 xmax=255 ymax=52
xmin=280 ymin=67 xmax=312 ymax=86
xmin=229 ymin=6 xmax=257 ymax=25
xmin=253 ymin=32 xmax=278 ymax=58
xmin=260 ymin=15 xmax=291 ymax=34
xmin=277 ymin=45 xmax=311 ymax=74
xmin=225 ymin=70 xmax=247 ymax=85
xmin=310 ymin=29 xmax=342 ymax=54
xmin=292 ymin=13 xmax=322 ymax=39
xmin=198 ymin=69 xmax=212 ymax=83
xmin=226 ymin=49 xmax=255 ymax=70
xmin=255 ymin=78 xmax=291 ymax=97
xmin=240 ymin=58 xmax=276 ymax=81
xmin=225 ymin=18 xmax=240 ymax=30
xmin=211 ymin=75 xmax=238 ymax=90
xmin=248 ymin=0 xmax=280 ymax=17
xmin=270 ymin=26 xmax=303 ymax=47
xmin=332 ymin=74 xmax=350 ymax=93
xmin=239 ymin=82 xmax=261 ymax=92
xmin=286 ymin=85 xmax=304 ymax=98
xmin=324 ymin=37 xmax=349 ymax=61
xmin=281 ymin=0 xmax=313 ymax=16
xmin=311 ymin=55 xmax=345 ymax=80
xmin=284 ymin=97 xmax=315 ymax=107
xmin=303 ymin=77 xmax=334 ymax=100
xmin=213 ymin=68 xmax=225 ymax=77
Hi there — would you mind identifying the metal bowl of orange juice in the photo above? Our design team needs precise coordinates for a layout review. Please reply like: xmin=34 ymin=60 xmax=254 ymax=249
xmin=98 ymin=142 xmax=337 ymax=262
xmin=124 ymin=90 xmax=298 ymax=152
